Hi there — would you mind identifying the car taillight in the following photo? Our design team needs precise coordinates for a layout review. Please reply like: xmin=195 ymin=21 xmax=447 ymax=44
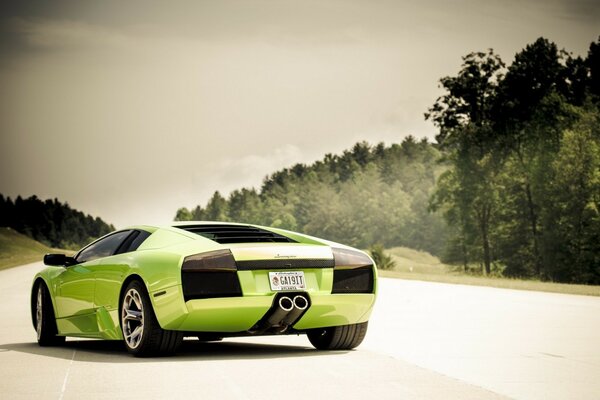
xmin=181 ymin=250 xmax=242 ymax=300
xmin=331 ymin=248 xmax=374 ymax=294
xmin=181 ymin=249 xmax=237 ymax=272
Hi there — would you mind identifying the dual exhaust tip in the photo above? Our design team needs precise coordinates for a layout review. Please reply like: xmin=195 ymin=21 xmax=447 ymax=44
xmin=278 ymin=295 xmax=308 ymax=313
xmin=252 ymin=294 xmax=309 ymax=334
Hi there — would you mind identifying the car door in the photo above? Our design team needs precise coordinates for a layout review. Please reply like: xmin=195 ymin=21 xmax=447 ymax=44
xmin=93 ymin=230 xmax=151 ymax=312
xmin=54 ymin=231 xmax=132 ymax=319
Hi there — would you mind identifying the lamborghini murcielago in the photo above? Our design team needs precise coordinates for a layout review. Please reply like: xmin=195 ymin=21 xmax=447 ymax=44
xmin=32 ymin=222 xmax=377 ymax=356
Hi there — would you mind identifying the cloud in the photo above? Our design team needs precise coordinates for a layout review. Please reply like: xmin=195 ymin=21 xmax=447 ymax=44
xmin=213 ymin=144 xmax=305 ymax=191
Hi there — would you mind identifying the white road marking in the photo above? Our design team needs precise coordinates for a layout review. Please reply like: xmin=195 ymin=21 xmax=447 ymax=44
xmin=58 ymin=349 xmax=76 ymax=400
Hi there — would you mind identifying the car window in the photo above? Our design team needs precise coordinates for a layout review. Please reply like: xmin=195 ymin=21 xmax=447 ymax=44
xmin=76 ymin=231 xmax=132 ymax=263
xmin=115 ymin=229 xmax=151 ymax=255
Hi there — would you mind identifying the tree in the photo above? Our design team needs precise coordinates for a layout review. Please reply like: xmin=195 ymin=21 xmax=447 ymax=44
xmin=586 ymin=37 xmax=600 ymax=100
xmin=542 ymin=108 xmax=600 ymax=283
xmin=204 ymin=191 xmax=229 ymax=221
xmin=174 ymin=207 xmax=193 ymax=221
xmin=426 ymin=50 xmax=505 ymax=274
xmin=425 ymin=49 xmax=505 ymax=146
xmin=493 ymin=38 xmax=564 ymax=131
xmin=492 ymin=39 xmax=580 ymax=278
xmin=369 ymin=244 xmax=396 ymax=270
xmin=227 ymin=188 xmax=262 ymax=224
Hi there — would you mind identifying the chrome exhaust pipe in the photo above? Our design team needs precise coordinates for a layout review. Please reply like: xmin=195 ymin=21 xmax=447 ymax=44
xmin=280 ymin=296 xmax=294 ymax=311
xmin=293 ymin=295 xmax=308 ymax=310
xmin=248 ymin=295 xmax=309 ymax=334
xmin=265 ymin=296 xmax=294 ymax=326
xmin=281 ymin=295 xmax=309 ymax=326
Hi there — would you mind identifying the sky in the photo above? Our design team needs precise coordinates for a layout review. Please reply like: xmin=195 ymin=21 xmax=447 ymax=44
xmin=0 ymin=0 xmax=598 ymax=228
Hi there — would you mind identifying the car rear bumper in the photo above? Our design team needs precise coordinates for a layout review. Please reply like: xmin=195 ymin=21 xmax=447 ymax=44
xmin=152 ymin=285 xmax=375 ymax=332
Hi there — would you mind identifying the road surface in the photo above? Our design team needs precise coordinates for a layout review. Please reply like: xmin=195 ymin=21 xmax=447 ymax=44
xmin=0 ymin=262 xmax=598 ymax=399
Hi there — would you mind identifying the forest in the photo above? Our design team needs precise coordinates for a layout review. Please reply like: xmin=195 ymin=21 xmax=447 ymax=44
xmin=0 ymin=195 xmax=114 ymax=249
xmin=176 ymin=138 xmax=448 ymax=256
xmin=176 ymin=37 xmax=600 ymax=285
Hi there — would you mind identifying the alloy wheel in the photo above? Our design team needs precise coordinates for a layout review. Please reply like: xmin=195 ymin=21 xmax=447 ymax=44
xmin=36 ymin=286 xmax=43 ymax=340
xmin=122 ymin=288 xmax=145 ymax=349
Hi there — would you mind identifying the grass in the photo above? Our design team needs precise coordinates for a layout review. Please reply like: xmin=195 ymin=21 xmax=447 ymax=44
xmin=379 ymin=246 xmax=600 ymax=297
xmin=0 ymin=227 xmax=62 ymax=270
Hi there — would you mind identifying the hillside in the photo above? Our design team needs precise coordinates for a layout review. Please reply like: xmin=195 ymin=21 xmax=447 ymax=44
xmin=0 ymin=227 xmax=59 ymax=270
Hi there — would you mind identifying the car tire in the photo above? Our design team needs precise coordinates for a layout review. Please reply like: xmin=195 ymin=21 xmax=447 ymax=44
xmin=307 ymin=322 xmax=368 ymax=350
xmin=33 ymin=282 xmax=66 ymax=347
xmin=120 ymin=280 xmax=183 ymax=357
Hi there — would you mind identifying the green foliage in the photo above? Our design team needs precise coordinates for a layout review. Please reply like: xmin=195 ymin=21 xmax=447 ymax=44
xmin=368 ymin=244 xmax=396 ymax=270
xmin=541 ymin=109 xmax=600 ymax=282
xmin=426 ymin=50 xmax=505 ymax=275
xmin=174 ymin=207 xmax=193 ymax=221
xmin=175 ymin=138 xmax=448 ymax=255
xmin=427 ymin=36 xmax=600 ymax=284
xmin=0 ymin=195 xmax=114 ymax=249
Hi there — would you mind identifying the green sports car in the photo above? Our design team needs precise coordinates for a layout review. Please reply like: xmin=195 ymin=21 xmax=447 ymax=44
xmin=32 ymin=222 xmax=377 ymax=356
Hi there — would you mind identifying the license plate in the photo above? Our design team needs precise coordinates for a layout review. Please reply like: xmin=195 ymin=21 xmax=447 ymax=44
xmin=269 ymin=271 xmax=306 ymax=291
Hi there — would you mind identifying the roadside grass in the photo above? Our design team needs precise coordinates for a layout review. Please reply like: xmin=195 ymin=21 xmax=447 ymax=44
xmin=0 ymin=227 xmax=64 ymax=270
xmin=380 ymin=246 xmax=600 ymax=297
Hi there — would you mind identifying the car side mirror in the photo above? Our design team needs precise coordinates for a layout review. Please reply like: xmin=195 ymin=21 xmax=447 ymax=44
xmin=44 ymin=254 xmax=76 ymax=267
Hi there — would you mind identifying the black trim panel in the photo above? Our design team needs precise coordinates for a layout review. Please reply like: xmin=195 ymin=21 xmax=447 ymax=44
xmin=236 ymin=258 xmax=334 ymax=271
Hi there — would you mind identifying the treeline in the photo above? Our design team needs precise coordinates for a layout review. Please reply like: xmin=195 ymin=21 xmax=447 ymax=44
xmin=427 ymin=37 xmax=600 ymax=284
xmin=175 ymin=138 xmax=448 ymax=255
xmin=0 ymin=194 xmax=115 ymax=249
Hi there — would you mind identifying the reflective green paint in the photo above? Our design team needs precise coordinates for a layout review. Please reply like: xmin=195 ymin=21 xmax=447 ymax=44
xmin=162 ymin=292 xmax=375 ymax=332
xmin=293 ymin=293 xmax=375 ymax=329
xmin=95 ymin=307 xmax=122 ymax=339
xmin=53 ymin=264 xmax=95 ymax=318
xmin=55 ymin=312 xmax=98 ymax=337
xmin=32 ymin=223 xmax=377 ymax=340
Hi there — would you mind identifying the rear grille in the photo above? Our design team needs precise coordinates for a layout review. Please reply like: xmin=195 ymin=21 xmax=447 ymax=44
xmin=178 ymin=224 xmax=296 ymax=244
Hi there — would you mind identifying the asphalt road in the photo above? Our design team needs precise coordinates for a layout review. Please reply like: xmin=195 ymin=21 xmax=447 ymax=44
xmin=1 ymin=262 xmax=599 ymax=400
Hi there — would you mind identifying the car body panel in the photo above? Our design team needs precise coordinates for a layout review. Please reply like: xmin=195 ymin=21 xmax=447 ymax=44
xmin=53 ymin=264 xmax=95 ymax=318
xmin=32 ymin=222 xmax=377 ymax=340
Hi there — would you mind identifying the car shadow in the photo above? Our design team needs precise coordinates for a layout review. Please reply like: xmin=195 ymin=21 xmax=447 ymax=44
xmin=0 ymin=339 xmax=344 ymax=363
